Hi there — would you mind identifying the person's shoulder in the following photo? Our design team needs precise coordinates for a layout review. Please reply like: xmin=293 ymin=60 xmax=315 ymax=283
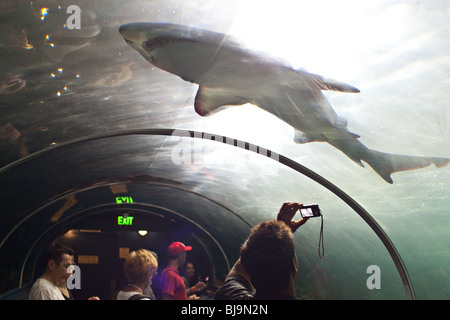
xmin=116 ymin=291 xmax=152 ymax=300
xmin=214 ymin=274 xmax=254 ymax=300
xmin=164 ymin=266 xmax=180 ymax=276
xmin=28 ymin=278 xmax=63 ymax=300
xmin=29 ymin=278 xmax=49 ymax=292
xmin=33 ymin=278 xmax=51 ymax=286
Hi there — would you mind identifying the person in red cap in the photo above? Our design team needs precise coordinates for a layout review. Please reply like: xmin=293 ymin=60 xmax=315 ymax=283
xmin=160 ymin=242 xmax=200 ymax=300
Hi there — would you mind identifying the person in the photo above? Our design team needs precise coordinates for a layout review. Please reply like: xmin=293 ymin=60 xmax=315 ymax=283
xmin=116 ymin=249 xmax=158 ymax=300
xmin=182 ymin=261 xmax=207 ymax=298
xmin=58 ymin=254 xmax=75 ymax=300
xmin=142 ymin=251 xmax=159 ymax=300
xmin=215 ymin=202 xmax=309 ymax=300
xmin=29 ymin=244 xmax=75 ymax=300
xmin=160 ymin=242 xmax=204 ymax=300
xmin=29 ymin=243 xmax=100 ymax=300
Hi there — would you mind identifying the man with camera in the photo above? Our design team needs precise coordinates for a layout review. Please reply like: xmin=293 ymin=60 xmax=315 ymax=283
xmin=215 ymin=202 xmax=310 ymax=300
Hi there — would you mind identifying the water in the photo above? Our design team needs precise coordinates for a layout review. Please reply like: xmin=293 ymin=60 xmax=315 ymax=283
xmin=0 ymin=0 xmax=448 ymax=299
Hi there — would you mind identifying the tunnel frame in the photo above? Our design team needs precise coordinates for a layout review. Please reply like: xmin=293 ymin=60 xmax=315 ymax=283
xmin=0 ymin=128 xmax=416 ymax=300
xmin=18 ymin=200 xmax=234 ymax=289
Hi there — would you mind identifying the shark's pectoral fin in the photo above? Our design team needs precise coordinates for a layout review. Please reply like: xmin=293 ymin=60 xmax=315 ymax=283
xmin=339 ymin=116 xmax=348 ymax=128
xmin=194 ymin=86 xmax=248 ymax=116
xmin=305 ymin=72 xmax=360 ymax=93
xmin=294 ymin=130 xmax=319 ymax=144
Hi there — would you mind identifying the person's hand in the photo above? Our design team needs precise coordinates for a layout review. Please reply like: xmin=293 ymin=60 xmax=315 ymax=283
xmin=193 ymin=281 xmax=207 ymax=292
xmin=277 ymin=202 xmax=309 ymax=233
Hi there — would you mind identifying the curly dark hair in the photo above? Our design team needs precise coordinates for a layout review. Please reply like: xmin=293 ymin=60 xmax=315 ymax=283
xmin=240 ymin=220 xmax=295 ymax=293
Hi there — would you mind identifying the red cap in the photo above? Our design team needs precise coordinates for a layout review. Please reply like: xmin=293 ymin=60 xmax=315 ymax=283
xmin=168 ymin=242 xmax=192 ymax=256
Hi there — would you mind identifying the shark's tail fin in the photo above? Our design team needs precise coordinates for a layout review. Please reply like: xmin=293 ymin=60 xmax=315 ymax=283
xmin=363 ymin=149 xmax=449 ymax=183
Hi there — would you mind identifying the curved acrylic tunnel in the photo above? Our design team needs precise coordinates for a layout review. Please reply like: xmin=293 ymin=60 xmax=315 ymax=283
xmin=0 ymin=0 xmax=449 ymax=301
xmin=0 ymin=129 xmax=413 ymax=299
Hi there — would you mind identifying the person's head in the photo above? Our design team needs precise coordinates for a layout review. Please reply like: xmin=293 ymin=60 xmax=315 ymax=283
xmin=240 ymin=220 xmax=297 ymax=294
xmin=183 ymin=261 xmax=195 ymax=278
xmin=43 ymin=244 xmax=75 ymax=285
xmin=124 ymin=249 xmax=158 ymax=286
xmin=62 ymin=254 xmax=76 ymax=284
xmin=167 ymin=242 xmax=191 ymax=266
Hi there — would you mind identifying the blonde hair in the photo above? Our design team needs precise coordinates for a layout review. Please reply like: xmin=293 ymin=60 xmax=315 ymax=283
xmin=124 ymin=249 xmax=158 ymax=285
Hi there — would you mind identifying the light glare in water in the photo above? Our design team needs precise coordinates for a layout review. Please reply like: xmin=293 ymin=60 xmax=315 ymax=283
xmin=230 ymin=0 xmax=410 ymax=79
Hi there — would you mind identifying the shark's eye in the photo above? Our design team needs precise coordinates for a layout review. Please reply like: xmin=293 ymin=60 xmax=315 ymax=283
xmin=142 ymin=39 xmax=155 ymax=51
xmin=142 ymin=36 xmax=172 ymax=51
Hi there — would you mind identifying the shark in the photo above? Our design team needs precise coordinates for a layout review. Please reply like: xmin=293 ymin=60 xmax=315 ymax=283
xmin=119 ymin=22 xmax=449 ymax=183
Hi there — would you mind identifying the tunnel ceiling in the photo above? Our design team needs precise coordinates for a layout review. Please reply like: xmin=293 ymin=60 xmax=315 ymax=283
xmin=0 ymin=0 xmax=449 ymax=299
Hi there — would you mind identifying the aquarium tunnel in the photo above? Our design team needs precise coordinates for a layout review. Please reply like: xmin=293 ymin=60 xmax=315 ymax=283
xmin=0 ymin=0 xmax=448 ymax=300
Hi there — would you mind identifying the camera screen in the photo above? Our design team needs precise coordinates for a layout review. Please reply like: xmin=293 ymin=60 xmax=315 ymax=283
xmin=301 ymin=207 xmax=315 ymax=217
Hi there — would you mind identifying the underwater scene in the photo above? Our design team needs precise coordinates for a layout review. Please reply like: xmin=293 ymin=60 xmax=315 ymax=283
xmin=0 ymin=0 xmax=448 ymax=300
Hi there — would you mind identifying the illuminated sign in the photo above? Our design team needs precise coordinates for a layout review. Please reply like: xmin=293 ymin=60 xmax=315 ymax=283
xmin=115 ymin=196 xmax=134 ymax=204
xmin=116 ymin=196 xmax=135 ymax=225
xmin=118 ymin=215 xmax=134 ymax=226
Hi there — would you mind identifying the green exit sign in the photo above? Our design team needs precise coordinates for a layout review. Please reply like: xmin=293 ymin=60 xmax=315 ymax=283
xmin=118 ymin=215 xmax=134 ymax=226
xmin=116 ymin=196 xmax=134 ymax=204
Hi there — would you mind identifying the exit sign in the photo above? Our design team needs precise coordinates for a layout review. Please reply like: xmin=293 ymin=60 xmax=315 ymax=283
xmin=118 ymin=215 xmax=134 ymax=226
xmin=116 ymin=196 xmax=134 ymax=204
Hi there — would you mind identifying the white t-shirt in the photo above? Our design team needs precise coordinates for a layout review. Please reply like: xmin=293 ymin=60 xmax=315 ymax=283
xmin=28 ymin=278 xmax=65 ymax=300
xmin=116 ymin=290 xmax=150 ymax=300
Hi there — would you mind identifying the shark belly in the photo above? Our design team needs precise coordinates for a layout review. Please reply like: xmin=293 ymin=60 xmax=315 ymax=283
xmin=119 ymin=22 xmax=450 ymax=183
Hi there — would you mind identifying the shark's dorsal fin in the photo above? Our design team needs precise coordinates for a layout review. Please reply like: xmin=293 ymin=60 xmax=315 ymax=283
xmin=194 ymin=86 xmax=248 ymax=116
